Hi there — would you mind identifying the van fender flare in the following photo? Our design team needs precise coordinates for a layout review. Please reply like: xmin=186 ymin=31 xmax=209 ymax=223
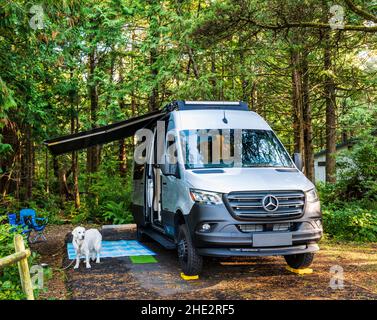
xmin=174 ymin=210 xmax=194 ymax=243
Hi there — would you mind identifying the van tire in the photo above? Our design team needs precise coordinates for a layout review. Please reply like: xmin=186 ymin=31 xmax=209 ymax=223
xmin=284 ymin=252 xmax=314 ymax=269
xmin=177 ymin=224 xmax=203 ymax=276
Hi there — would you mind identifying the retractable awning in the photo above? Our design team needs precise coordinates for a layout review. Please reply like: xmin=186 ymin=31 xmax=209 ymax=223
xmin=44 ymin=110 xmax=166 ymax=155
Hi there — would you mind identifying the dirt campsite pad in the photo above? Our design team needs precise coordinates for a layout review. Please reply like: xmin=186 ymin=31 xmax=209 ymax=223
xmin=31 ymin=225 xmax=377 ymax=300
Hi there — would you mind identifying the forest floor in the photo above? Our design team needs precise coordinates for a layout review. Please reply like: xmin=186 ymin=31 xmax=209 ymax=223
xmin=30 ymin=224 xmax=377 ymax=300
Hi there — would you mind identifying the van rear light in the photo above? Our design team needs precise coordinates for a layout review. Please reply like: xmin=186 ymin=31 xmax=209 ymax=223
xmin=238 ymin=224 xmax=263 ymax=232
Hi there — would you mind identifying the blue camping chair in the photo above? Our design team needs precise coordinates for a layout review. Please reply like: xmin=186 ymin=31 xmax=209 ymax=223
xmin=7 ymin=213 xmax=32 ymax=236
xmin=19 ymin=209 xmax=48 ymax=243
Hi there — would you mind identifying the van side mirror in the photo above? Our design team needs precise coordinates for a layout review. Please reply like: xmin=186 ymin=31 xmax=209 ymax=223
xmin=293 ymin=153 xmax=303 ymax=171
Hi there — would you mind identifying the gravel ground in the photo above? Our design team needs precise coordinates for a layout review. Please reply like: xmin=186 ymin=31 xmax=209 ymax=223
xmin=31 ymin=224 xmax=377 ymax=300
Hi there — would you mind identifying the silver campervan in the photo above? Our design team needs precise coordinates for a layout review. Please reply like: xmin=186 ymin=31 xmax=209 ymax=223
xmin=132 ymin=101 xmax=323 ymax=275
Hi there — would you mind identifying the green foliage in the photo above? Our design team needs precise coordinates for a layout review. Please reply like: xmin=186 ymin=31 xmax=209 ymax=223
xmin=0 ymin=217 xmax=26 ymax=300
xmin=318 ymin=132 xmax=377 ymax=242
xmin=85 ymin=169 xmax=133 ymax=224
xmin=103 ymin=201 xmax=133 ymax=224
xmin=336 ymin=135 xmax=377 ymax=200
xmin=322 ymin=204 xmax=377 ymax=242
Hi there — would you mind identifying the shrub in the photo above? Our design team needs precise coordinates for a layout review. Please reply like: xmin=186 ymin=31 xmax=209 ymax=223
xmin=322 ymin=204 xmax=377 ymax=242
xmin=336 ymin=134 xmax=377 ymax=201
xmin=0 ymin=216 xmax=44 ymax=299
xmin=0 ymin=217 xmax=27 ymax=299
xmin=73 ymin=166 xmax=134 ymax=224
xmin=103 ymin=201 xmax=133 ymax=224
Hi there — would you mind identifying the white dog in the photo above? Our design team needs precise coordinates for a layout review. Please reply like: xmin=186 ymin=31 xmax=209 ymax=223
xmin=72 ymin=227 xmax=102 ymax=269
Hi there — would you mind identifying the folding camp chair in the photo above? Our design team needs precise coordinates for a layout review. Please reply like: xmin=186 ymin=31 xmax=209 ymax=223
xmin=19 ymin=209 xmax=48 ymax=243
xmin=7 ymin=213 xmax=32 ymax=236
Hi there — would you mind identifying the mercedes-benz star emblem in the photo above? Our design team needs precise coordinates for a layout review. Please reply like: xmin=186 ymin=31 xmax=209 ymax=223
xmin=262 ymin=195 xmax=279 ymax=212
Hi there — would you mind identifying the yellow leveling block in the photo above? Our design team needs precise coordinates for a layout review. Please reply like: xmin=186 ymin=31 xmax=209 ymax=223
xmin=285 ymin=266 xmax=313 ymax=275
xmin=180 ymin=273 xmax=199 ymax=280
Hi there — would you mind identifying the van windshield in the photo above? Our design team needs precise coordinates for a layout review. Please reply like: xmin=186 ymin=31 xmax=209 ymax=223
xmin=179 ymin=129 xmax=293 ymax=169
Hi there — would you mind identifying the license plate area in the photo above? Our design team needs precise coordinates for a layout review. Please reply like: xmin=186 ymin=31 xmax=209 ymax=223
xmin=252 ymin=232 xmax=292 ymax=247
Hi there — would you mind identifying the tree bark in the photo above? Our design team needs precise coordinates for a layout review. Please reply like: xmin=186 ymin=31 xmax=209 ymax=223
xmin=45 ymin=149 xmax=49 ymax=194
xmin=87 ymin=49 xmax=100 ymax=173
xmin=148 ymin=3 xmax=160 ymax=112
xmin=25 ymin=125 xmax=33 ymax=200
xmin=290 ymin=49 xmax=306 ymax=172
xmin=302 ymin=52 xmax=314 ymax=182
xmin=324 ymin=34 xmax=337 ymax=183
xmin=71 ymin=101 xmax=80 ymax=208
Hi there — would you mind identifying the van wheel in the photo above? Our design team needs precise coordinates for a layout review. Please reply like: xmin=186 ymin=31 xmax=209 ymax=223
xmin=284 ymin=252 xmax=314 ymax=269
xmin=177 ymin=224 xmax=203 ymax=276
xmin=136 ymin=225 xmax=148 ymax=242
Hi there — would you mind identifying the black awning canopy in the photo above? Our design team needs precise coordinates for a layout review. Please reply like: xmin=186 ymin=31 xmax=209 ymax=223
xmin=44 ymin=110 xmax=166 ymax=155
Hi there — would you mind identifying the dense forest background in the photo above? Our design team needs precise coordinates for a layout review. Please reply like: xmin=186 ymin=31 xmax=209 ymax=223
xmin=0 ymin=0 xmax=376 ymax=239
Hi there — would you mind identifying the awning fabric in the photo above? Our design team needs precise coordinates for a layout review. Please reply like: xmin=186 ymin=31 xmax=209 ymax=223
xmin=44 ymin=110 xmax=166 ymax=155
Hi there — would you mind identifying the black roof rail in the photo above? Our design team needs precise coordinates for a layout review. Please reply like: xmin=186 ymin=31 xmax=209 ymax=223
xmin=163 ymin=100 xmax=249 ymax=112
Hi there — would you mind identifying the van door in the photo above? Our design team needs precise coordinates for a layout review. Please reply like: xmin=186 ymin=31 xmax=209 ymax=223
xmin=160 ymin=117 xmax=179 ymax=237
xmin=132 ymin=161 xmax=147 ymax=226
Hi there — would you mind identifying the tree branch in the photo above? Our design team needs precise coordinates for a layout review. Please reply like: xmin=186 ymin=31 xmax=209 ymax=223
xmin=241 ymin=17 xmax=377 ymax=33
xmin=344 ymin=0 xmax=377 ymax=24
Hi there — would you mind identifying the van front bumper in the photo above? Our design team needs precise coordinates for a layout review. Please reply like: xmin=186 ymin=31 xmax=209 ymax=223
xmin=197 ymin=244 xmax=319 ymax=257
xmin=186 ymin=202 xmax=323 ymax=258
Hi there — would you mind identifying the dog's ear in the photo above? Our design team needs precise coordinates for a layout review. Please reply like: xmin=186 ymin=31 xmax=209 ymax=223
xmin=72 ymin=229 xmax=77 ymax=237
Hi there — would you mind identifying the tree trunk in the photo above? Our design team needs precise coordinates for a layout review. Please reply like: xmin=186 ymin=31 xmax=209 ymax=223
xmin=302 ymin=53 xmax=315 ymax=182
xmin=119 ymin=139 xmax=127 ymax=177
xmin=149 ymin=47 xmax=158 ymax=112
xmin=87 ymin=50 xmax=100 ymax=173
xmin=251 ymin=82 xmax=258 ymax=111
xmin=118 ymin=95 xmax=127 ymax=177
xmin=71 ymin=108 xmax=80 ymax=209
xmin=290 ymin=49 xmax=306 ymax=172
xmin=148 ymin=4 xmax=160 ymax=112
xmin=45 ymin=149 xmax=49 ymax=194
xmin=25 ymin=125 xmax=33 ymax=200
xmin=324 ymin=34 xmax=337 ymax=183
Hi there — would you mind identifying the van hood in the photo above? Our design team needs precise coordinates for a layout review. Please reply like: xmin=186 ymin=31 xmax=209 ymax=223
xmin=184 ymin=168 xmax=314 ymax=194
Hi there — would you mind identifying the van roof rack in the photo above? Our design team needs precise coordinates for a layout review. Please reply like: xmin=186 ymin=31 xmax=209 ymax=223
xmin=164 ymin=100 xmax=249 ymax=112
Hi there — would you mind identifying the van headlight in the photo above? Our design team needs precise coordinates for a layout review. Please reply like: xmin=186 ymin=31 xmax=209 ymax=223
xmin=189 ymin=189 xmax=223 ymax=205
xmin=306 ymin=189 xmax=319 ymax=203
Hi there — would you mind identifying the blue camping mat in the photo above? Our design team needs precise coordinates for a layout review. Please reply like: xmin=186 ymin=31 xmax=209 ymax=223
xmin=67 ymin=240 xmax=155 ymax=260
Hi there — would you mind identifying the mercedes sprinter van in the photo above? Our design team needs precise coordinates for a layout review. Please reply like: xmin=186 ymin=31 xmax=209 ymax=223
xmin=132 ymin=100 xmax=323 ymax=275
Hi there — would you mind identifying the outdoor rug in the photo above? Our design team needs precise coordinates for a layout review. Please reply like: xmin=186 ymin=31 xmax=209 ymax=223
xmin=67 ymin=240 xmax=156 ymax=260
xmin=129 ymin=255 xmax=158 ymax=264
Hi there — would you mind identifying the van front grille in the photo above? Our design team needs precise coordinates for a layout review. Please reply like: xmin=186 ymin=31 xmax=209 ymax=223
xmin=224 ymin=190 xmax=305 ymax=220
